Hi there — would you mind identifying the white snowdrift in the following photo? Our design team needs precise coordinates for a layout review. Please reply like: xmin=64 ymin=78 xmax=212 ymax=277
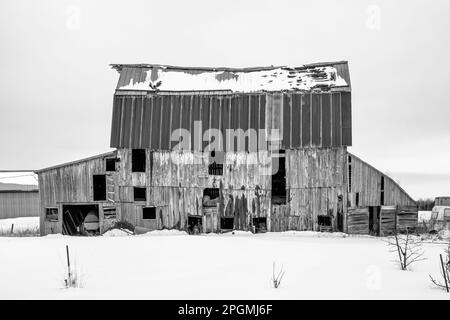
xmin=0 ymin=231 xmax=449 ymax=299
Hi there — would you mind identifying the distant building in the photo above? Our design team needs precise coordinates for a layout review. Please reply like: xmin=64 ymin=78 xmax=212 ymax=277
xmin=37 ymin=61 xmax=418 ymax=236
xmin=435 ymin=197 xmax=450 ymax=206
xmin=0 ymin=172 xmax=39 ymax=219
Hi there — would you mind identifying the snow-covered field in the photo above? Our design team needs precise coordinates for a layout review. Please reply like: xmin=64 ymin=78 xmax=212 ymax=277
xmin=0 ymin=217 xmax=39 ymax=236
xmin=0 ymin=229 xmax=449 ymax=300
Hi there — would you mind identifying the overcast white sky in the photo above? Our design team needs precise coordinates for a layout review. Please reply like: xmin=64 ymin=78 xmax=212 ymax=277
xmin=0 ymin=0 xmax=449 ymax=199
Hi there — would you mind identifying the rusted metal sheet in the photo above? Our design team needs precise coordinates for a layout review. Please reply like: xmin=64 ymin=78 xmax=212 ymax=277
xmin=111 ymin=91 xmax=352 ymax=150
xmin=321 ymin=93 xmax=332 ymax=147
xmin=111 ymin=94 xmax=267 ymax=151
xmin=332 ymin=92 xmax=341 ymax=147
xmin=301 ymin=94 xmax=311 ymax=147
xmin=311 ymin=93 xmax=321 ymax=146
xmin=341 ymin=92 xmax=352 ymax=146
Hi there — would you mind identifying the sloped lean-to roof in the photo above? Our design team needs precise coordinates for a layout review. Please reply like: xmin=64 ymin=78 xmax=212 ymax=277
xmin=111 ymin=61 xmax=351 ymax=93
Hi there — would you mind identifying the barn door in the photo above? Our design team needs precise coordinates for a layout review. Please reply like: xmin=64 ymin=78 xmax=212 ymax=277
xmin=347 ymin=207 xmax=369 ymax=235
xmin=203 ymin=207 xmax=218 ymax=233
xmin=380 ymin=205 xmax=397 ymax=236
xmin=397 ymin=206 xmax=418 ymax=233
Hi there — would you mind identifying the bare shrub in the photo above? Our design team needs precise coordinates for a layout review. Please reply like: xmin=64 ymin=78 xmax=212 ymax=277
xmin=429 ymin=244 xmax=450 ymax=292
xmin=387 ymin=229 xmax=426 ymax=270
xmin=271 ymin=262 xmax=285 ymax=289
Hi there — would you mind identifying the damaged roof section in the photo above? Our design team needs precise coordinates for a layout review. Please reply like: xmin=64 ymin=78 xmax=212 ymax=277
xmin=111 ymin=61 xmax=350 ymax=93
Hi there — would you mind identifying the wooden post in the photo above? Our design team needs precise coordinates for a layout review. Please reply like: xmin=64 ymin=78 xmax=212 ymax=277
xmin=66 ymin=245 xmax=71 ymax=286
xmin=10 ymin=224 xmax=14 ymax=235
xmin=440 ymin=254 xmax=449 ymax=293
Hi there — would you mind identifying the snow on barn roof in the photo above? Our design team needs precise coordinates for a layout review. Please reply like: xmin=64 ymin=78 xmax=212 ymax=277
xmin=111 ymin=61 xmax=350 ymax=93
xmin=0 ymin=172 xmax=38 ymax=192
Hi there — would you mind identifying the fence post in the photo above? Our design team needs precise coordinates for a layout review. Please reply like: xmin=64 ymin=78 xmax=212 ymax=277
xmin=10 ymin=224 xmax=14 ymax=235
xmin=440 ymin=254 xmax=449 ymax=293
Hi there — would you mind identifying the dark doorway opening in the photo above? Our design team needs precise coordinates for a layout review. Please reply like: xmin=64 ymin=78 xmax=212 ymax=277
xmin=62 ymin=204 xmax=99 ymax=236
xmin=187 ymin=215 xmax=202 ymax=235
xmin=369 ymin=206 xmax=380 ymax=236
xmin=271 ymin=151 xmax=286 ymax=205
xmin=220 ymin=217 xmax=234 ymax=231
xmin=337 ymin=195 xmax=344 ymax=232
xmin=93 ymin=175 xmax=106 ymax=201
xmin=252 ymin=217 xmax=267 ymax=233
xmin=318 ymin=215 xmax=332 ymax=232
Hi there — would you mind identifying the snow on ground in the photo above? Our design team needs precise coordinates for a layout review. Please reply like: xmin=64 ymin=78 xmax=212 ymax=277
xmin=0 ymin=217 xmax=39 ymax=235
xmin=0 ymin=231 xmax=449 ymax=300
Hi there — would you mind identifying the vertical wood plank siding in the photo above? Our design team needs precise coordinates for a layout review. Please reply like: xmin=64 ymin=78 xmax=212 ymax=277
xmin=348 ymin=153 xmax=416 ymax=207
xmin=38 ymin=152 xmax=117 ymax=235
xmin=0 ymin=191 xmax=40 ymax=219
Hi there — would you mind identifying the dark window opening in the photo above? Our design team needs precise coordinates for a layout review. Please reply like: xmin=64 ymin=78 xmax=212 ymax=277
xmin=337 ymin=195 xmax=344 ymax=232
xmin=318 ymin=215 xmax=332 ymax=227
xmin=203 ymin=188 xmax=220 ymax=207
xmin=252 ymin=217 xmax=267 ymax=233
xmin=105 ymin=158 xmax=117 ymax=172
xmin=187 ymin=215 xmax=203 ymax=235
xmin=208 ymin=150 xmax=223 ymax=175
xmin=134 ymin=187 xmax=146 ymax=202
xmin=142 ymin=207 xmax=156 ymax=220
xmin=271 ymin=152 xmax=286 ymax=205
xmin=103 ymin=206 xmax=116 ymax=219
xmin=132 ymin=149 xmax=146 ymax=172
xmin=46 ymin=208 xmax=58 ymax=221
xmin=355 ymin=192 xmax=360 ymax=207
xmin=348 ymin=157 xmax=352 ymax=193
xmin=208 ymin=162 xmax=223 ymax=175
xmin=93 ymin=174 xmax=106 ymax=201
xmin=220 ymin=217 xmax=234 ymax=230
xmin=380 ymin=176 xmax=385 ymax=205
xmin=62 ymin=204 xmax=99 ymax=236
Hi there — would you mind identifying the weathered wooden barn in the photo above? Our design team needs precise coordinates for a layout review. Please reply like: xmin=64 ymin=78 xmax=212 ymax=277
xmin=37 ymin=61 xmax=417 ymax=236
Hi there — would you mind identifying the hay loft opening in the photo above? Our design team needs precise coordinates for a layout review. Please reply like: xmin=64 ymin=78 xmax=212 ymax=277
xmin=105 ymin=158 xmax=117 ymax=172
xmin=187 ymin=215 xmax=202 ymax=234
xmin=62 ymin=204 xmax=99 ymax=236
xmin=132 ymin=149 xmax=146 ymax=172
xmin=134 ymin=187 xmax=146 ymax=202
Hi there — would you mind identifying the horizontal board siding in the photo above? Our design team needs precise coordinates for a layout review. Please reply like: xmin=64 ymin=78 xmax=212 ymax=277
xmin=347 ymin=207 xmax=369 ymax=234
